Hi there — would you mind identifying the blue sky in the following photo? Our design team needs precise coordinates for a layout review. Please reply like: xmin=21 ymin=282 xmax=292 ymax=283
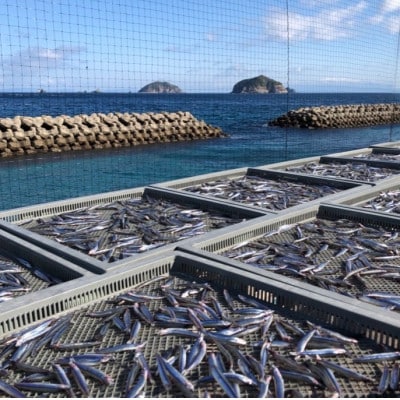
xmin=0 ymin=0 xmax=399 ymax=92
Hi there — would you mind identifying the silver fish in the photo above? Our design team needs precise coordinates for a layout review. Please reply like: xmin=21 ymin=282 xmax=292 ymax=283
xmin=0 ymin=379 xmax=26 ymax=398
xmin=353 ymin=351 xmax=400 ymax=363
xmin=208 ymin=353 xmax=238 ymax=398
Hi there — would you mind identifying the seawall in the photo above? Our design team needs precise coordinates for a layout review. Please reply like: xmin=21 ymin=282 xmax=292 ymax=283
xmin=269 ymin=103 xmax=400 ymax=129
xmin=0 ymin=111 xmax=226 ymax=157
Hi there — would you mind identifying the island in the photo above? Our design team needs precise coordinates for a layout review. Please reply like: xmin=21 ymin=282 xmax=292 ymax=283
xmin=138 ymin=81 xmax=182 ymax=93
xmin=231 ymin=75 xmax=289 ymax=94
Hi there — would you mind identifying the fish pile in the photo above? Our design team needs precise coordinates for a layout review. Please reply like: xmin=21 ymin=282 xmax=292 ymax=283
xmin=184 ymin=175 xmax=342 ymax=211
xmin=222 ymin=217 xmax=400 ymax=310
xmin=362 ymin=189 xmax=400 ymax=214
xmin=0 ymin=273 xmax=393 ymax=398
xmin=353 ymin=152 xmax=400 ymax=162
xmin=19 ymin=195 xmax=245 ymax=263
xmin=0 ymin=254 xmax=61 ymax=302
xmin=285 ymin=161 xmax=399 ymax=182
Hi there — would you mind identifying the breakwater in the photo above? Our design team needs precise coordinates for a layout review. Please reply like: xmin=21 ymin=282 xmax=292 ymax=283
xmin=269 ymin=103 xmax=400 ymax=129
xmin=0 ymin=111 xmax=226 ymax=157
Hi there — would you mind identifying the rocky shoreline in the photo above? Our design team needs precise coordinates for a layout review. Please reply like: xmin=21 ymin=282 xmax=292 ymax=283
xmin=0 ymin=111 xmax=226 ymax=158
xmin=269 ymin=103 xmax=400 ymax=129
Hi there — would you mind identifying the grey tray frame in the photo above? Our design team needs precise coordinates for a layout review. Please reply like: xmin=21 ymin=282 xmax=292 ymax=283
xmin=0 ymin=186 xmax=266 ymax=273
xmin=176 ymin=201 xmax=400 ymax=322
xmin=1 ymin=250 xmax=400 ymax=350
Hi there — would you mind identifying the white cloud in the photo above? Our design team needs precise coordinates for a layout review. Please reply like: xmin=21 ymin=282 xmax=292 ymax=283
xmin=0 ymin=46 xmax=84 ymax=84
xmin=265 ymin=1 xmax=367 ymax=41
xmin=38 ymin=49 xmax=63 ymax=60
xmin=370 ymin=0 xmax=400 ymax=33
xmin=2 ymin=46 xmax=83 ymax=71
xmin=382 ymin=0 xmax=400 ymax=13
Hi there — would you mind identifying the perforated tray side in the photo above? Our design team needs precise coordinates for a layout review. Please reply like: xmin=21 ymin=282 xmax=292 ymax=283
xmin=257 ymin=154 xmax=322 ymax=170
xmin=153 ymin=166 xmax=249 ymax=189
xmin=178 ymin=238 xmax=400 ymax=332
xmin=153 ymin=166 xmax=362 ymax=190
xmin=329 ymin=175 xmax=400 ymax=207
xmin=0 ymin=186 xmax=146 ymax=224
xmin=178 ymin=205 xmax=320 ymax=254
xmin=1 ymin=251 xmax=399 ymax=346
xmin=0 ymin=255 xmax=171 ymax=339
xmin=245 ymin=168 xmax=364 ymax=188
xmin=0 ymin=251 xmax=398 ymax=398
xmin=0 ymin=229 xmax=97 ymax=315
xmin=0 ymin=186 xmax=265 ymax=273
xmin=177 ymin=202 xmax=400 ymax=319
xmin=181 ymin=200 xmax=400 ymax=263
xmin=0 ymin=219 xmax=108 ymax=274
xmin=317 ymin=202 xmax=400 ymax=228
xmin=0 ymin=228 xmax=95 ymax=279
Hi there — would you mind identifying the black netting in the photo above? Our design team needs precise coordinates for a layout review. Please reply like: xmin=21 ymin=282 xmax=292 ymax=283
xmin=0 ymin=0 xmax=399 ymax=209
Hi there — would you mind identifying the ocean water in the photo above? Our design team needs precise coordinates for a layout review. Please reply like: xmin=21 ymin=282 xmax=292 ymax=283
xmin=0 ymin=92 xmax=399 ymax=211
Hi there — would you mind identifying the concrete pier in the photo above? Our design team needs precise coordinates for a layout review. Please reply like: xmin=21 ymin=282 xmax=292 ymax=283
xmin=0 ymin=111 xmax=226 ymax=157
xmin=269 ymin=103 xmax=400 ymax=129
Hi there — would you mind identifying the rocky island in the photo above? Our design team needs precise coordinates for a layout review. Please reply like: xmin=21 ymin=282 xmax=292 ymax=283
xmin=231 ymin=75 xmax=288 ymax=94
xmin=138 ymin=81 xmax=182 ymax=93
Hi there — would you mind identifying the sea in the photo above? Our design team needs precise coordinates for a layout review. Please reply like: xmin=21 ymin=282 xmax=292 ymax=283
xmin=0 ymin=92 xmax=399 ymax=211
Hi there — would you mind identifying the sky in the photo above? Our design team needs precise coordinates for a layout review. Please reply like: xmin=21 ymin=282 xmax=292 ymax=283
xmin=0 ymin=0 xmax=400 ymax=93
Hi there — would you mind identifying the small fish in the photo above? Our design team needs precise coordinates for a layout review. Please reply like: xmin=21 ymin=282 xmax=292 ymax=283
xmin=272 ymin=365 xmax=285 ymax=398
xmin=75 ymin=361 xmax=114 ymax=385
xmin=52 ymin=363 xmax=75 ymax=398
xmin=126 ymin=370 xmax=148 ymax=398
xmin=377 ymin=365 xmax=390 ymax=395
xmin=98 ymin=342 xmax=146 ymax=353
xmin=0 ymin=379 xmax=26 ymax=398
xmin=51 ymin=341 xmax=102 ymax=350
xmin=208 ymin=353 xmax=238 ymax=398
xmin=205 ymin=331 xmax=247 ymax=346
xmin=353 ymin=351 xmax=400 ymax=363
xmin=157 ymin=355 xmax=196 ymax=397
xmin=69 ymin=360 xmax=90 ymax=396
xmin=257 ymin=375 xmax=272 ymax=398
xmin=316 ymin=359 xmax=374 ymax=382
xmin=15 ymin=319 xmax=55 ymax=347
xmin=14 ymin=382 xmax=71 ymax=393
xmin=296 ymin=329 xmax=317 ymax=354
xmin=184 ymin=336 xmax=207 ymax=375
xmin=56 ymin=353 xmax=114 ymax=365
xmin=295 ymin=348 xmax=347 ymax=357
xmin=390 ymin=364 xmax=400 ymax=391
xmin=279 ymin=369 xmax=321 ymax=387
xmin=156 ymin=355 xmax=172 ymax=392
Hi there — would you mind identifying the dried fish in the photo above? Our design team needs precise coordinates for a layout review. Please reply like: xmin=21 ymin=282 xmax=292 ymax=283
xmin=184 ymin=174 xmax=343 ymax=211
xmin=22 ymin=195 xmax=245 ymax=263
xmin=286 ymin=160 xmax=398 ymax=182
xmin=0 ymin=273 xmax=392 ymax=398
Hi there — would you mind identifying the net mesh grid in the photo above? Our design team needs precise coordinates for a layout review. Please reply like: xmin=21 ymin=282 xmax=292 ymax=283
xmin=0 ymin=1 xmax=399 ymax=208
